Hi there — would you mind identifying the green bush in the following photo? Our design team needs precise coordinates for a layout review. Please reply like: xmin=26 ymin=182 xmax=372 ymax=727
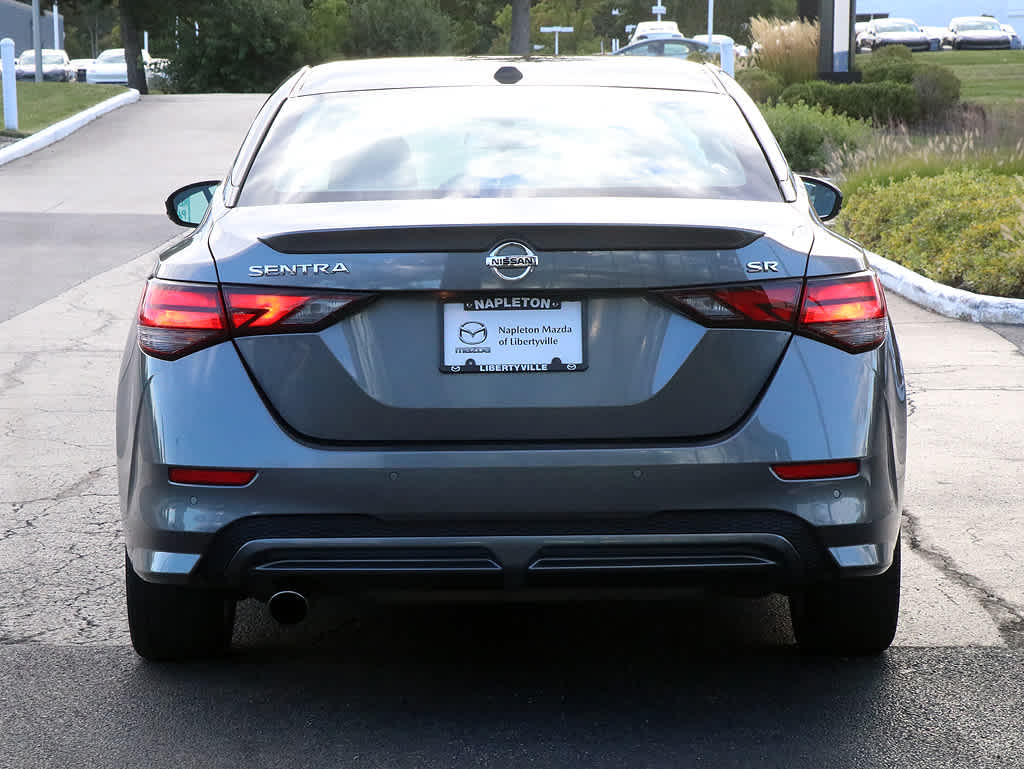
xmin=868 ymin=44 xmax=913 ymax=62
xmin=737 ymin=68 xmax=785 ymax=104
xmin=860 ymin=58 xmax=916 ymax=84
xmin=912 ymin=63 xmax=961 ymax=121
xmin=761 ymin=102 xmax=872 ymax=172
xmin=780 ymin=80 xmax=919 ymax=124
xmin=838 ymin=170 xmax=1024 ymax=298
xmin=858 ymin=55 xmax=961 ymax=121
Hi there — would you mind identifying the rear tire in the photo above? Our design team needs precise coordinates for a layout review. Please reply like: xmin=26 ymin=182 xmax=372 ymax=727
xmin=790 ymin=535 xmax=900 ymax=655
xmin=125 ymin=551 xmax=236 ymax=661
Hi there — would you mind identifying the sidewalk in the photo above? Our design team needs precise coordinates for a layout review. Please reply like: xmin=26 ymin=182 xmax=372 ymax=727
xmin=888 ymin=293 xmax=1024 ymax=646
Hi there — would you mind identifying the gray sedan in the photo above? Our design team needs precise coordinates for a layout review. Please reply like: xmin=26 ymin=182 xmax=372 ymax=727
xmin=118 ymin=57 xmax=906 ymax=661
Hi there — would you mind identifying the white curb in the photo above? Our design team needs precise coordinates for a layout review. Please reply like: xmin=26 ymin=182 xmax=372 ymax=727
xmin=867 ymin=250 xmax=1024 ymax=325
xmin=0 ymin=87 xmax=140 ymax=168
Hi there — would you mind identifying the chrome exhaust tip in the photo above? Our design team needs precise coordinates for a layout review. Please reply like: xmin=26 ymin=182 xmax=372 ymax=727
xmin=267 ymin=590 xmax=308 ymax=625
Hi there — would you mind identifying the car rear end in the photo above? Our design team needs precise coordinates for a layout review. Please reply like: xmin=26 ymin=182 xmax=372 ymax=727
xmin=117 ymin=59 xmax=906 ymax=660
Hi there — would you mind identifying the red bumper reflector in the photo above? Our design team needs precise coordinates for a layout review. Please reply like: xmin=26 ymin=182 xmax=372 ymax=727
xmin=168 ymin=468 xmax=257 ymax=486
xmin=771 ymin=460 xmax=860 ymax=481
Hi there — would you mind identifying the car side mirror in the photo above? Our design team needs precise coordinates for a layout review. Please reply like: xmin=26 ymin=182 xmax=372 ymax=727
xmin=165 ymin=180 xmax=220 ymax=227
xmin=799 ymin=175 xmax=843 ymax=221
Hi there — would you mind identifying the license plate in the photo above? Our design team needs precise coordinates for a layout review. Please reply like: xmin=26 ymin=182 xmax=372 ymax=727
xmin=441 ymin=296 xmax=586 ymax=374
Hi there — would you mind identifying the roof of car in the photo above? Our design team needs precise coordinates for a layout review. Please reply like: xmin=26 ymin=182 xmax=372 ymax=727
xmin=295 ymin=57 xmax=724 ymax=97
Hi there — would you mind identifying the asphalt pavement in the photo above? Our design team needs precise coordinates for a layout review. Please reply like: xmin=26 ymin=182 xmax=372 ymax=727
xmin=1 ymin=94 xmax=1023 ymax=768
xmin=0 ymin=94 xmax=265 ymax=321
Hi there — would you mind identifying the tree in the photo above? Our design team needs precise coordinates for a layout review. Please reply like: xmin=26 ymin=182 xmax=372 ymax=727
xmin=167 ymin=0 xmax=312 ymax=93
xmin=344 ymin=0 xmax=453 ymax=57
xmin=509 ymin=0 xmax=529 ymax=53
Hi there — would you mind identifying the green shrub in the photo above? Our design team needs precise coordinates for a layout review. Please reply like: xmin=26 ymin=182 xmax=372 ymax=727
xmin=780 ymin=80 xmax=919 ymax=124
xmin=868 ymin=44 xmax=913 ymax=62
xmin=761 ymin=102 xmax=872 ymax=172
xmin=860 ymin=58 xmax=916 ymax=84
xmin=912 ymin=63 xmax=961 ymax=121
xmin=736 ymin=68 xmax=785 ymax=103
xmin=858 ymin=56 xmax=961 ymax=121
xmin=838 ymin=170 xmax=1024 ymax=298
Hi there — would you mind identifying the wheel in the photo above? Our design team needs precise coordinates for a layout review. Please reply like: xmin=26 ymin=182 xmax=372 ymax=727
xmin=789 ymin=535 xmax=901 ymax=655
xmin=125 ymin=550 xmax=236 ymax=661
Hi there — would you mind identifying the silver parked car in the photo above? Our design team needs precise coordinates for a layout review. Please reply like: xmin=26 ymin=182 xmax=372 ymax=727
xmin=15 ymin=48 xmax=74 ymax=81
xmin=857 ymin=18 xmax=931 ymax=52
xmin=944 ymin=16 xmax=1014 ymax=49
xmin=118 ymin=58 xmax=907 ymax=661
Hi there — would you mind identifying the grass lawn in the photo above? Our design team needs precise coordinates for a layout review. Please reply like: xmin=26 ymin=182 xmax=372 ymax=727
xmin=0 ymin=82 xmax=128 ymax=137
xmin=858 ymin=49 xmax=1024 ymax=105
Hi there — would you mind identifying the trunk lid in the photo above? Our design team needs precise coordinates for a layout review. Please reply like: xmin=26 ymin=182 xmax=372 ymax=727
xmin=211 ymin=198 xmax=813 ymax=443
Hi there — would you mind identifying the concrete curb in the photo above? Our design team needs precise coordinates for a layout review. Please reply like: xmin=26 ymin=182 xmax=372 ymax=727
xmin=0 ymin=88 xmax=140 ymax=168
xmin=867 ymin=250 xmax=1024 ymax=325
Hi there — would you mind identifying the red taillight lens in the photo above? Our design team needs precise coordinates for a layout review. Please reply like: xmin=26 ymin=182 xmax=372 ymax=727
xmin=772 ymin=460 xmax=860 ymax=481
xmin=798 ymin=272 xmax=887 ymax=352
xmin=138 ymin=280 xmax=374 ymax=359
xmin=660 ymin=280 xmax=803 ymax=329
xmin=169 ymin=467 xmax=257 ymax=486
xmin=138 ymin=280 xmax=228 ymax=360
xmin=222 ymin=287 xmax=369 ymax=335
xmin=658 ymin=272 xmax=887 ymax=354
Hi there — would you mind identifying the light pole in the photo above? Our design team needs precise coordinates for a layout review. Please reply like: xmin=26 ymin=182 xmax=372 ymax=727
xmin=1 ymin=38 xmax=17 ymax=131
xmin=32 ymin=0 xmax=43 ymax=82
xmin=52 ymin=3 xmax=60 ymax=50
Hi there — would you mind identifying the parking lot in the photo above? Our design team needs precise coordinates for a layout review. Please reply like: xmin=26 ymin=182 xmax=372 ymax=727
xmin=1 ymin=95 xmax=1023 ymax=766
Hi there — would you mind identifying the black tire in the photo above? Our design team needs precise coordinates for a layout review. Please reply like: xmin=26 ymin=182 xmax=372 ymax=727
xmin=125 ymin=551 xmax=236 ymax=661
xmin=789 ymin=535 xmax=901 ymax=655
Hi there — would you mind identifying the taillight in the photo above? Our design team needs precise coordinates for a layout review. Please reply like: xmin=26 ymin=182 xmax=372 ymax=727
xmin=798 ymin=272 xmax=887 ymax=352
xmin=772 ymin=459 xmax=860 ymax=481
xmin=659 ymin=280 xmax=803 ymax=329
xmin=138 ymin=280 xmax=227 ymax=360
xmin=138 ymin=279 xmax=373 ymax=360
xmin=659 ymin=271 xmax=887 ymax=353
xmin=222 ymin=287 xmax=370 ymax=335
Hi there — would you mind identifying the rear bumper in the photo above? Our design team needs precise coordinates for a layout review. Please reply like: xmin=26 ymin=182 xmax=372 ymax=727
xmin=133 ymin=509 xmax=896 ymax=597
xmin=118 ymin=327 xmax=907 ymax=592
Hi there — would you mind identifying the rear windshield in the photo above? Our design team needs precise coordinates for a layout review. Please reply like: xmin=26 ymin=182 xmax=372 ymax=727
xmin=239 ymin=86 xmax=782 ymax=205
xmin=877 ymin=21 xmax=918 ymax=32
xmin=960 ymin=20 xmax=1001 ymax=30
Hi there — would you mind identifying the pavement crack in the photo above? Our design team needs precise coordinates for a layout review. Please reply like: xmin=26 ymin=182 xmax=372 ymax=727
xmin=903 ymin=509 xmax=1024 ymax=648
xmin=0 ymin=351 xmax=39 ymax=390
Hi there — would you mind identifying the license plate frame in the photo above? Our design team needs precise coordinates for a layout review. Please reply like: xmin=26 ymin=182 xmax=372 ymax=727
xmin=440 ymin=295 xmax=587 ymax=374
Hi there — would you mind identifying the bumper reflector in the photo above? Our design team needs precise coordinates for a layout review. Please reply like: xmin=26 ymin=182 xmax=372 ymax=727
xmin=168 ymin=468 xmax=257 ymax=486
xmin=771 ymin=460 xmax=860 ymax=481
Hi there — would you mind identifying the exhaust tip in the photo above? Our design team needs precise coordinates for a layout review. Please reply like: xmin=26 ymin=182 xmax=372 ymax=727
xmin=268 ymin=590 xmax=308 ymax=625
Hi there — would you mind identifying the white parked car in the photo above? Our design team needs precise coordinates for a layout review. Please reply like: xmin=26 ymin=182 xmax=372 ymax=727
xmin=15 ymin=49 xmax=74 ymax=81
xmin=628 ymin=21 xmax=685 ymax=44
xmin=86 ymin=48 xmax=168 ymax=85
xmin=690 ymin=33 xmax=750 ymax=58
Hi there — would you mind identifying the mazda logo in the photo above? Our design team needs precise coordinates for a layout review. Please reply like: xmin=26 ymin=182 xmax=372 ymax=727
xmin=459 ymin=321 xmax=487 ymax=345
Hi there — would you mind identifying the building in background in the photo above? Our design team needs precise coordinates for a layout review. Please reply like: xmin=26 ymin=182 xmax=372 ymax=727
xmin=0 ymin=0 xmax=64 ymax=54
